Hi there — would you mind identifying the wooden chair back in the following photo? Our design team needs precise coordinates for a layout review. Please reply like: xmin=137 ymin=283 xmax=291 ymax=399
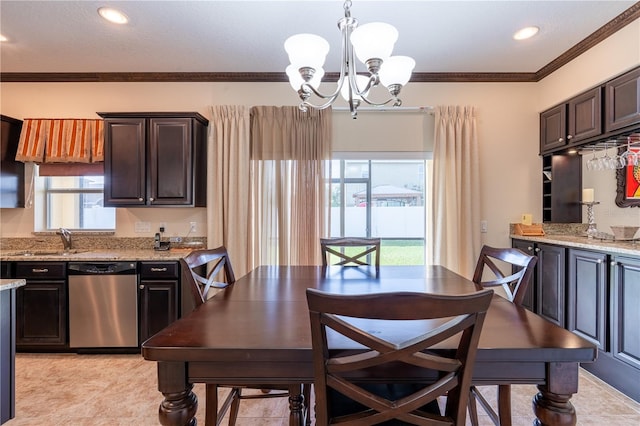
xmin=472 ymin=245 xmax=537 ymax=306
xmin=306 ymin=288 xmax=493 ymax=425
xmin=181 ymin=247 xmax=236 ymax=307
xmin=320 ymin=237 xmax=381 ymax=267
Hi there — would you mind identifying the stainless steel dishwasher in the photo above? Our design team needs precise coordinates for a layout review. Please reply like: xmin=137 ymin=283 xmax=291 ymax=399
xmin=67 ymin=262 xmax=138 ymax=348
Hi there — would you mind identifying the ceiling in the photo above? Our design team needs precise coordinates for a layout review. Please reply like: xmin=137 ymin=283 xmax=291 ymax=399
xmin=1 ymin=1 xmax=638 ymax=82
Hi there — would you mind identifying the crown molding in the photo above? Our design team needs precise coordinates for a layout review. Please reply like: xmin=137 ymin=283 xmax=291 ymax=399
xmin=1 ymin=2 xmax=638 ymax=84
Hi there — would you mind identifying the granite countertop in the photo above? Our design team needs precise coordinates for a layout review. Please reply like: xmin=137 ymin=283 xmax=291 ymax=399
xmin=0 ymin=248 xmax=195 ymax=262
xmin=511 ymin=234 xmax=640 ymax=257
xmin=0 ymin=278 xmax=26 ymax=291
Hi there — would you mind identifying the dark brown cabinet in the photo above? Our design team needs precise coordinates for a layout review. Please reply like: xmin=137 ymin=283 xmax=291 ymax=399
xmin=540 ymin=87 xmax=602 ymax=154
xmin=536 ymin=243 xmax=566 ymax=327
xmin=511 ymin=240 xmax=566 ymax=325
xmin=567 ymin=249 xmax=608 ymax=349
xmin=139 ymin=262 xmax=179 ymax=343
xmin=14 ymin=263 xmax=67 ymax=350
xmin=605 ymin=66 xmax=640 ymax=132
xmin=611 ymin=255 xmax=640 ymax=373
xmin=0 ymin=115 xmax=25 ymax=208
xmin=542 ymin=154 xmax=581 ymax=223
xmin=100 ymin=112 xmax=208 ymax=207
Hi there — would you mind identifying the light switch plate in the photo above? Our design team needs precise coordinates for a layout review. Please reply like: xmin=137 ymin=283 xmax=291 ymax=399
xmin=521 ymin=214 xmax=533 ymax=226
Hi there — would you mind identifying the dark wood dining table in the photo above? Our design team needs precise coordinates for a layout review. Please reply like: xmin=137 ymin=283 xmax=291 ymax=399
xmin=141 ymin=265 xmax=597 ymax=426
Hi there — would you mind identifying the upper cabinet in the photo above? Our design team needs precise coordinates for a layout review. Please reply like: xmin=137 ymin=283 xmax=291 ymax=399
xmin=0 ymin=115 xmax=25 ymax=208
xmin=99 ymin=112 xmax=208 ymax=207
xmin=605 ymin=67 xmax=640 ymax=133
xmin=540 ymin=87 xmax=602 ymax=154
xmin=540 ymin=66 xmax=640 ymax=155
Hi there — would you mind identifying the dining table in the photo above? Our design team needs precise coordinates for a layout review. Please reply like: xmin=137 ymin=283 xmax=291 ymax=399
xmin=141 ymin=265 xmax=597 ymax=426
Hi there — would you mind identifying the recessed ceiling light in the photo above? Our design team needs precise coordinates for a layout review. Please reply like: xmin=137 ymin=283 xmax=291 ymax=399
xmin=98 ymin=7 xmax=129 ymax=24
xmin=0 ymin=34 xmax=8 ymax=42
xmin=513 ymin=26 xmax=539 ymax=41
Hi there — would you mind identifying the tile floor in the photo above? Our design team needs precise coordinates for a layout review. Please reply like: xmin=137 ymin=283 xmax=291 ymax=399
xmin=6 ymin=353 xmax=640 ymax=425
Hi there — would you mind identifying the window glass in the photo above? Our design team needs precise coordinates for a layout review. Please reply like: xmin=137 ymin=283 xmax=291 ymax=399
xmin=329 ymin=159 xmax=428 ymax=265
xmin=43 ymin=176 xmax=115 ymax=230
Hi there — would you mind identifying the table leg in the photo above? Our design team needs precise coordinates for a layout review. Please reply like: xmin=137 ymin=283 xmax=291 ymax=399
xmin=287 ymin=383 xmax=305 ymax=426
xmin=157 ymin=361 xmax=198 ymax=426
xmin=532 ymin=362 xmax=578 ymax=426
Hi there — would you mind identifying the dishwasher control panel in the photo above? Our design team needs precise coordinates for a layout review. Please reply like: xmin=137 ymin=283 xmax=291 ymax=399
xmin=68 ymin=262 xmax=137 ymax=275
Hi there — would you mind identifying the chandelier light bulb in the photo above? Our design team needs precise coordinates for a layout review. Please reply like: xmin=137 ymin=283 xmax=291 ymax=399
xmin=284 ymin=34 xmax=330 ymax=70
xmin=379 ymin=56 xmax=416 ymax=87
xmin=350 ymin=22 xmax=398 ymax=65
xmin=340 ymin=74 xmax=370 ymax=102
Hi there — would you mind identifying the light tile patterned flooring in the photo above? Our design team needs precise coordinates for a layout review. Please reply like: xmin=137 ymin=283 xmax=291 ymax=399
xmin=6 ymin=353 xmax=640 ymax=425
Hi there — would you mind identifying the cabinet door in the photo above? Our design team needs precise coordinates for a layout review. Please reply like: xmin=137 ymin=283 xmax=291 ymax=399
xmin=567 ymin=249 xmax=607 ymax=349
xmin=148 ymin=118 xmax=193 ymax=206
xmin=567 ymin=87 xmax=602 ymax=143
xmin=536 ymin=244 xmax=566 ymax=327
xmin=0 ymin=116 xmax=25 ymax=208
xmin=139 ymin=280 xmax=179 ymax=343
xmin=104 ymin=118 xmax=147 ymax=206
xmin=540 ymin=104 xmax=567 ymax=153
xmin=611 ymin=255 xmax=640 ymax=371
xmin=549 ymin=154 xmax=581 ymax=223
xmin=605 ymin=67 xmax=640 ymax=132
xmin=16 ymin=281 xmax=67 ymax=347
xmin=511 ymin=239 xmax=536 ymax=312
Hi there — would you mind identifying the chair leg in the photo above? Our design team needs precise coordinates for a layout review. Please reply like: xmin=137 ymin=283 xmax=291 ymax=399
xmin=228 ymin=387 xmax=242 ymax=426
xmin=205 ymin=384 xmax=218 ymax=426
xmin=303 ymin=384 xmax=312 ymax=426
xmin=497 ymin=385 xmax=512 ymax=426
xmin=468 ymin=387 xmax=480 ymax=426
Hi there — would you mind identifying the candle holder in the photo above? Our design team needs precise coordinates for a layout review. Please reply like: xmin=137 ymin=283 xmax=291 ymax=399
xmin=581 ymin=201 xmax=600 ymax=238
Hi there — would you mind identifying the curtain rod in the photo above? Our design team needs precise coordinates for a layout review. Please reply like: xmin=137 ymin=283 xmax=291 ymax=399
xmin=332 ymin=106 xmax=433 ymax=113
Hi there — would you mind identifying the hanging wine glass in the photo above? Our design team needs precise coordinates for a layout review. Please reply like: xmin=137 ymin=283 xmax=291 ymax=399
xmin=586 ymin=146 xmax=598 ymax=171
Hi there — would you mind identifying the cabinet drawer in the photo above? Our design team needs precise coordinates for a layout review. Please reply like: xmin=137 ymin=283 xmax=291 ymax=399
xmin=140 ymin=262 xmax=179 ymax=279
xmin=15 ymin=262 xmax=66 ymax=279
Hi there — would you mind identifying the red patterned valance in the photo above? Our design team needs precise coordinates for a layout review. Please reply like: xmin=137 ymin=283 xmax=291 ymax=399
xmin=15 ymin=119 xmax=104 ymax=163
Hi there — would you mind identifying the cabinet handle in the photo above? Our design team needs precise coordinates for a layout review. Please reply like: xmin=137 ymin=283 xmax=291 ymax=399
xmin=527 ymin=246 xmax=533 ymax=251
xmin=535 ymin=248 xmax=540 ymax=253
xmin=139 ymin=285 xmax=144 ymax=289
xmin=31 ymin=268 xmax=49 ymax=273
xmin=596 ymin=259 xmax=602 ymax=264
xmin=567 ymin=135 xmax=573 ymax=140
xmin=558 ymin=138 xmax=564 ymax=143
xmin=149 ymin=197 xmax=155 ymax=202
xmin=610 ymin=261 xmax=617 ymax=267
xmin=138 ymin=197 xmax=144 ymax=201
xmin=150 ymin=267 xmax=167 ymax=272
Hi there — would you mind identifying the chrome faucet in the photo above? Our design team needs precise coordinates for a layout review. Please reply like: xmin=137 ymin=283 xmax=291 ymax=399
xmin=57 ymin=228 xmax=73 ymax=251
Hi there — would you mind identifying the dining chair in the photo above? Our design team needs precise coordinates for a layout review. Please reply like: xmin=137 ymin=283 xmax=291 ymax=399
xmin=467 ymin=245 xmax=538 ymax=426
xmin=320 ymin=237 xmax=381 ymax=267
xmin=181 ymin=247 xmax=311 ymax=426
xmin=306 ymin=287 xmax=494 ymax=425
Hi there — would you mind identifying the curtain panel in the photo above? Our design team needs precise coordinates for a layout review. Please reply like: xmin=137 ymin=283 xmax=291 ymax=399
xmin=207 ymin=106 xmax=253 ymax=278
xmin=431 ymin=106 xmax=480 ymax=278
xmin=250 ymin=106 xmax=332 ymax=266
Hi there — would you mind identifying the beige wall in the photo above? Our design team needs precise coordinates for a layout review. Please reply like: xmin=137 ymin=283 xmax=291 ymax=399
xmin=1 ymin=19 xmax=638 ymax=246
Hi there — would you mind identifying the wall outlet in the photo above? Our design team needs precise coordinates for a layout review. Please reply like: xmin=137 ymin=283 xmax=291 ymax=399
xmin=480 ymin=220 xmax=488 ymax=233
xmin=169 ymin=237 xmax=183 ymax=243
xmin=189 ymin=222 xmax=197 ymax=233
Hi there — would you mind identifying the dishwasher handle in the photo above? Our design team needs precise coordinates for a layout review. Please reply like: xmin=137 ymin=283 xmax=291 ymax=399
xmin=68 ymin=262 xmax=137 ymax=275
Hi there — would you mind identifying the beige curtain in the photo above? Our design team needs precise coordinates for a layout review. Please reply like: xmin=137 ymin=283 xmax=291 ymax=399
xmin=207 ymin=106 xmax=253 ymax=278
xmin=250 ymin=106 xmax=332 ymax=265
xmin=431 ymin=106 xmax=480 ymax=278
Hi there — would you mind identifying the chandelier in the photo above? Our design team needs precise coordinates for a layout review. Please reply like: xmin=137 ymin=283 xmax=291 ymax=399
xmin=284 ymin=0 xmax=415 ymax=117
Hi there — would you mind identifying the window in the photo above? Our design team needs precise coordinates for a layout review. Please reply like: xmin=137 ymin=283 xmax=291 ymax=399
xmin=40 ymin=175 xmax=115 ymax=230
xmin=329 ymin=159 xmax=429 ymax=265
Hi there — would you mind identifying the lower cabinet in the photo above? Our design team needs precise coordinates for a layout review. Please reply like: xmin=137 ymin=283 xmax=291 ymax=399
xmin=139 ymin=262 xmax=180 ymax=343
xmin=510 ymin=239 xmax=536 ymax=311
xmin=514 ymin=240 xmax=640 ymax=402
xmin=567 ymin=249 xmax=607 ymax=349
xmin=14 ymin=263 xmax=67 ymax=351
